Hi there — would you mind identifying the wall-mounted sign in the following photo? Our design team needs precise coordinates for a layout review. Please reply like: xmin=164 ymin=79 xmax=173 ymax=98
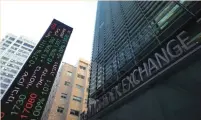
xmin=81 ymin=29 xmax=201 ymax=120
xmin=1 ymin=19 xmax=73 ymax=120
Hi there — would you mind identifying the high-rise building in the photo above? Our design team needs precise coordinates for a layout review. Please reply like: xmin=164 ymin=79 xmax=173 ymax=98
xmin=84 ymin=1 xmax=201 ymax=120
xmin=41 ymin=58 xmax=90 ymax=120
xmin=0 ymin=33 xmax=36 ymax=97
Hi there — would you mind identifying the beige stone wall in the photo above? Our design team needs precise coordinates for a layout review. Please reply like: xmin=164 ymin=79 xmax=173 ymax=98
xmin=66 ymin=59 xmax=90 ymax=120
xmin=44 ymin=59 xmax=90 ymax=120
xmin=47 ymin=63 xmax=76 ymax=120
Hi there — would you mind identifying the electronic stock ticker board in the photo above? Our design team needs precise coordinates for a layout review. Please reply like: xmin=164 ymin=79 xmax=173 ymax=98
xmin=1 ymin=19 xmax=73 ymax=120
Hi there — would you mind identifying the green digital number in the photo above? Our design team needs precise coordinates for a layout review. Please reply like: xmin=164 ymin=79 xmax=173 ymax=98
xmin=46 ymin=58 xmax=52 ymax=64
xmin=49 ymin=37 xmax=55 ymax=44
xmin=63 ymin=34 xmax=69 ymax=41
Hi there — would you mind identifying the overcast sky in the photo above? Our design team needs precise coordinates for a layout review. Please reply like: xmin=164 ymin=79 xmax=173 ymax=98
xmin=1 ymin=0 xmax=97 ymax=66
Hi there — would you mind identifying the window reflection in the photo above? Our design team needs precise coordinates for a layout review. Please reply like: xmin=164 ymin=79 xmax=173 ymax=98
xmin=154 ymin=2 xmax=183 ymax=29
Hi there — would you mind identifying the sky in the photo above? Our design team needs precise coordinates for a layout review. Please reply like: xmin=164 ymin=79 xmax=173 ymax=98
xmin=1 ymin=0 xmax=97 ymax=66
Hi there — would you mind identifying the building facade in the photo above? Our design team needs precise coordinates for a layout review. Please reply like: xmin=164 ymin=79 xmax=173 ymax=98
xmin=84 ymin=1 xmax=201 ymax=120
xmin=42 ymin=59 xmax=90 ymax=120
xmin=0 ymin=33 xmax=36 ymax=97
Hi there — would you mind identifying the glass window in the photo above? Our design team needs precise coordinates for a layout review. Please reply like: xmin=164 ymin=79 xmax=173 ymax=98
xmin=124 ymin=43 xmax=133 ymax=61
xmin=64 ymin=81 xmax=70 ymax=86
xmin=61 ymin=93 xmax=67 ymax=99
xmin=70 ymin=109 xmax=80 ymax=117
xmin=79 ymin=65 xmax=86 ymax=70
xmin=21 ymin=54 xmax=28 ymax=58
xmin=105 ymin=62 xmax=113 ymax=80
xmin=8 ymin=50 xmax=15 ymax=53
xmin=57 ymin=107 xmax=64 ymax=113
xmin=73 ymin=95 xmax=82 ymax=102
xmin=7 ymin=64 xmax=20 ymax=70
xmin=3 ymin=67 xmax=17 ymax=74
xmin=1 ymin=83 xmax=8 ymax=88
xmin=77 ymin=74 xmax=85 ymax=79
xmin=16 ymin=40 xmax=23 ymax=44
xmin=155 ymin=2 xmax=182 ymax=29
xmin=86 ymin=87 xmax=89 ymax=93
xmin=7 ymin=63 xmax=13 ymax=68
xmin=2 ymin=67 xmax=7 ymax=70
xmin=179 ymin=0 xmax=193 ymax=7
xmin=117 ymin=49 xmax=126 ymax=68
xmin=76 ymin=84 xmax=83 ymax=90
xmin=9 ymin=37 xmax=15 ymax=41
xmin=67 ymin=71 xmax=72 ymax=76
xmin=11 ymin=46 xmax=18 ymax=50
xmin=1 ymin=56 xmax=9 ymax=61
xmin=3 ymin=43 xmax=9 ymax=47
xmin=23 ymin=43 xmax=34 ymax=48
xmin=97 ymin=65 xmax=103 ymax=88
xmin=3 ymin=73 xmax=14 ymax=78
xmin=10 ymin=69 xmax=17 ymax=74
xmin=85 ymin=99 xmax=88 ymax=104
xmin=0 ymin=61 xmax=6 ymax=65
xmin=17 ymin=61 xmax=23 ymax=65
xmin=112 ymin=56 xmax=117 ymax=73
xmin=1 ymin=47 xmax=6 ymax=50
xmin=10 ymin=60 xmax=23 ymax=66
xmin=14 ymin=43 xmax=20 ymax=47
xmin=1 ymin=89 xmax=5 ymax=94
xmin=21 ymin=46 xmax=32 ymax=52
xmin=1 ymin=72 xmax=5 ymax=75
xmin=155 ymin=2 xmax=175 ymax=22
xmin=3 ymin=77 xmax=12 ymax=83
xmin=6 ymin=40 xmax=12 ymax=44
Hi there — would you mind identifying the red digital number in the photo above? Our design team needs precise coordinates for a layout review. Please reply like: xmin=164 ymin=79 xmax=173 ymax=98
xmin=20 ymin=114 xmax=28 ymax=119
xmin=30 ymin=93 xmax=37 ymax=99
xmin=51 ymin=23 xmax=57 ymax=30
xmin=1 ymin=112 xmax=5 ymax=119
xmin=22 ymin=93 xmax=37 ymax=116
xmin=22 ymin=108 xmax=30 ymax=114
